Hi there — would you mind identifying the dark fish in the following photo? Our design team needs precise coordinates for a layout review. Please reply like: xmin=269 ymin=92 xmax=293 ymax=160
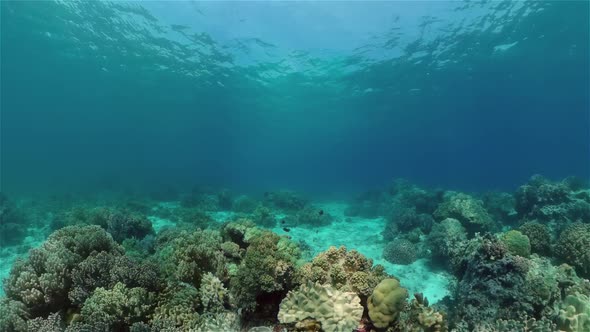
xmin=281 ymin=220 xmax=286 ymax=224
xmin=319 ymin=210 xmax=324 ymax=216
xmin=283 ymin=227 xmax=291 ymax=232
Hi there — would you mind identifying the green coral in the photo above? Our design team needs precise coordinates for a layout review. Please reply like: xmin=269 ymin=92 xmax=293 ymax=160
xmin=555 ymin=223 xmax=590 ymax=278
xmin=519 ymin=222 xmax=551 ymax=256
xmin=500 ymin=230 xmax=531 ymax=258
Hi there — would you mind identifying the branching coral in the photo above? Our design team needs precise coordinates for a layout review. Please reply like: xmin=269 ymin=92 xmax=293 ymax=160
xmin=4 ymin=225 xmax=123 ymax=316
xmin=157 ymin=229 xmax=228 ymax=286
xmin=278 ymin=282 xmax=363 ymax=332
xmin=150 ymin=282 xmax=201 ymax=330
xmin=230 ymin=231 xmax=299 ymax=312
xmin=0 ymin=298 xmax=29 ymax=332
xmin=79 ymin=282 xmax=155 ymax=329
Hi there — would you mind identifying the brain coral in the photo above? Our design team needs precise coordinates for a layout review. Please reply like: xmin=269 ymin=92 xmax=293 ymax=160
xmin=278 ymin=282 xmax=363 ymax=332
xmin=367 ymin=278 xmax=408 ymax=328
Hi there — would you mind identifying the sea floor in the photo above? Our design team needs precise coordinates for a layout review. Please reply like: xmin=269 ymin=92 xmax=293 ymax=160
xmin=1 ymin=201 xmax=452 ymax=302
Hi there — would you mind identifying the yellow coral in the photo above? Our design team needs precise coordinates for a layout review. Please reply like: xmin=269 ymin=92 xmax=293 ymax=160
xmin=367 ymin=278 xmax=408 ymax=329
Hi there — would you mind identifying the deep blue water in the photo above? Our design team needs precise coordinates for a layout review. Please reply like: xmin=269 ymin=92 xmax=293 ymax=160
xmin=1 ymin=1 xmax=588 ymax=196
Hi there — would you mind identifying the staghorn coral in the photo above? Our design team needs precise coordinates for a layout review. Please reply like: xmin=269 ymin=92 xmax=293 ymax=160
xmin=4 ymin=225 xmax=123 ymax=317
xmin=434 ymin=193 xmax=494 ymax=234
xmin=194 ymin=311 xmax=240 ymax=332
xmin=555 ymin=223 xmax=590 ymax=278
xmin=500 ymin=230 xmax=531 ymax=257
xmin=278 ymin=282 xmax=363 ymax=332
xmin=383 ymin=239 xmax=418 ymax=265
xmin=297 ymin=246 xmax=390 ymax=299
xmin=367 ymin=278 xmax=408 ymax=329
xmin=519 ymin=221 xmax=551 ymax=256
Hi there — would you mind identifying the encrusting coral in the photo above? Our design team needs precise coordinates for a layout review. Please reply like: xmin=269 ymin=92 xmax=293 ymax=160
xmin=278 ymin=282 xmax=363 ymax=332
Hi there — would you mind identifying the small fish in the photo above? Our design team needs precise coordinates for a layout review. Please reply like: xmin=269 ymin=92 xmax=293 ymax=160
xmin=283 ymin=227 xmax=291 ymax=232
xmin=281 ymin=220 xmax=286 ymax=224
xmin=318 ymin=210 xmax=324 ymax=216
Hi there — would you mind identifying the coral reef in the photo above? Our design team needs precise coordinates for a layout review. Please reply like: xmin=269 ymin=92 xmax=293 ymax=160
xmin=297 ymin=246 xmax=390 ymax=299
xmin=278 ymin=282 xmax=363 ymax=332
xmin=434 ymin=193 xmax=494 ymax=234
xmin=383 ymin=207 xmax=433 ymax=241
xmin=231 ymin=230 xmax=299 ymax=312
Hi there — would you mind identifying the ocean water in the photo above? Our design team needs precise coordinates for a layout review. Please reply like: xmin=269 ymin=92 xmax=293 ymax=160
xmin=1 ymin=1 xmax=589 ymax=331
xmin=2 ymin=1 xmax=588 ymax=196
